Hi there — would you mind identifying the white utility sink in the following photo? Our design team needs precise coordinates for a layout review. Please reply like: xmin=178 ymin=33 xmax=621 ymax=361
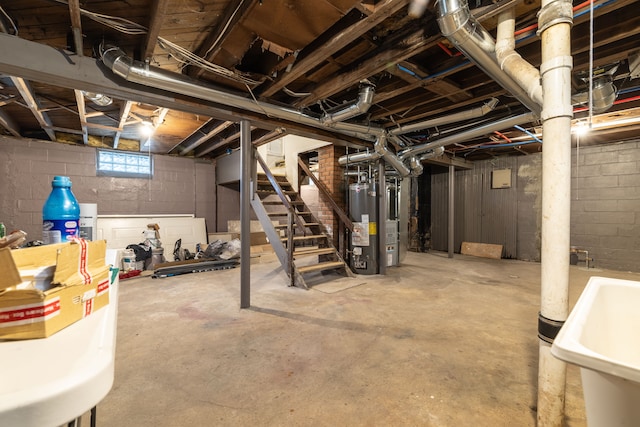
xmin=552 ymin=276 xmax=640 ymax=427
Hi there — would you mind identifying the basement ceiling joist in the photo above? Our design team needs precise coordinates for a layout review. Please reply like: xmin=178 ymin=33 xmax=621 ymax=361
xmin=0 ymin=0 xmax=639 ymax=160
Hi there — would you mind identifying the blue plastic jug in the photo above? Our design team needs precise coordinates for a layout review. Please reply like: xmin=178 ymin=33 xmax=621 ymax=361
xmin=42 ymin=176 xmax=80 ymax=244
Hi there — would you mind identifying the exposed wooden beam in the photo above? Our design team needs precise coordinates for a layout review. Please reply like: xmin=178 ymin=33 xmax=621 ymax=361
xmin=425 ymin=154 xmax=473 ymax=170
xmin=73 ymin=90 xmax=89 ymax=144
xmin=196 ymin=128 xmax=256 ymax=157
xmin=191 ymin=0 xmax=258 ymax=79
xmin=0 ymin=108 xmax=21 ymax=137
xmin=113 ymin=100 xmax=133 ymax=149
xmin=141 ymin=0 xmax=171 ymax=60
xmin=295 ymin=28 xmax=441 ymax=107
xmin=177 ymin=120 xmax=234 ymax=155
xmin=0 ymin=34 xmax=367 ymax=148
xmin=260 ymin=0 xmax=410 ymax=98
xmin=376 ymin=80 xmax=497 ymax=122
xmin=10 ymin=77 xmax=57 ymax=141
xmin=293 ymin=0 xmax=522 ymax=107
xmin=68 ymin=0 xmax=83 ymax=55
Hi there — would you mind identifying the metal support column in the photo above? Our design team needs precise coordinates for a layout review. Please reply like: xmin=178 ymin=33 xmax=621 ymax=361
xmin=448 ymin=164 xmax=455 ymax=258
xmin=240 ymin=120 xmax=251 ymax=309
xmin=378 ymin=160 xmax=386 ymax=274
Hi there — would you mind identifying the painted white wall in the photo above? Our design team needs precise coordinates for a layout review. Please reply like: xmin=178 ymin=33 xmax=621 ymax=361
xmin=283 ymin=135 xmax=330 ymax=190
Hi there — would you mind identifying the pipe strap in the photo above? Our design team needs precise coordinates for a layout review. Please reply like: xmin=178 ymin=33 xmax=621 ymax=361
xmin=537 ymin=0 xmax=573 ymax=35
xmin=538 ymin=312 xmax=565 ymax=344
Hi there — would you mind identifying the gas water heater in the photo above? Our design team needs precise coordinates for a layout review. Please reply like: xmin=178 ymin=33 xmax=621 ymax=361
xmin=349 ymin=181 xmax=378 ymax=274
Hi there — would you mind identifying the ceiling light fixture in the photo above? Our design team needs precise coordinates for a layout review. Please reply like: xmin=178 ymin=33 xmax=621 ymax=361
xmin=572 ymin=121 xmax=590 ymax=136
xmin=139 ymin=120 xmax=155 ymax=138
xmin=82 ymin=91 xmax=113 ymax=106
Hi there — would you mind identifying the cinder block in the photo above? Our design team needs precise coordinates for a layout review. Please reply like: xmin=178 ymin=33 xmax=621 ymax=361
xmin=573 ymin=211 xmax=635 ymax=225
xmin=47 ymin=148 xmax=86 ymax=164
xmin=575 ymin=175 xmax=619 ymax=189
xmin=580 ymin=200 xmax=619 ymax=212
xmin=618 ymin=200 xmax=640 ymax=212
xmin=584 ymin=151 xmax=618 ymax=165
xmin=595 ymin=249 xmax=639 ymax=272
xmin=618 ymin=175 xmax=640 ymax=188
xmin=30 ymin=160 xmax=67 ymax=175
xmin=601 ymin=161 xmax=637 ymax=176
xmin=66 ymin=163 xmax=96 ymax=176
xmin=600 ymin=235 xmax=638 ymax=250
xmin=572 ymin=223 xmax=618 ymax=236
xmin=618 ymin=148 xmax=640 ymax=162
xmin=17 ymin=199 xmax=43 ymax=213
xmin=571 ymin=164 xmax=601 ymax=177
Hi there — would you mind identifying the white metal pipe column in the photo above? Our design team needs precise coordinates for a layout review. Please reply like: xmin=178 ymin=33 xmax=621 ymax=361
xmin=536 ymin=0 xmax=574 ymax=424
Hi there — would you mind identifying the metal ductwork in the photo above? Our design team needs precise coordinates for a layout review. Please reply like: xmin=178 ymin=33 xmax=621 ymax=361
xmin=338 ymin=135 xmax=412 ymax=177
xmin=338 ymin=149 xmax=382 ymax=165
xmin=321 ymin=82 xmax=375 ymax=125
xmin=398 ymin=112 xmax=537 ymax=160
xmin=389 ymin=98 xmax=499 ymax=136
xmin=374 ymin=136 xmax=412 ymax=177
xmin=418 ymin=146 xmax=445 ymax=161
xmin=99 ymin=46 xmax=380 ymax=143
xmin=437 ymin=0 xmax=542 ymax=115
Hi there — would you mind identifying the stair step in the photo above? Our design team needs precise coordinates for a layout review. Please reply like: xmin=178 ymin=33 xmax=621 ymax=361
xmin=257 ymin=174 xmax=287 ymax=181
xmin=281 ymin=234 xmax=327 ymax=242
xmin=257 ymin=179 xmax=292 ymax=188
xmin=294 ymin=247 xmax=335 ymax=258
xmin=296 ymin=261 xmax=345 ymax=274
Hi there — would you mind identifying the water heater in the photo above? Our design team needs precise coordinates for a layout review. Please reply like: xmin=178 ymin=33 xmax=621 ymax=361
xmin=349 ymin=182 xmax=378 ymax=274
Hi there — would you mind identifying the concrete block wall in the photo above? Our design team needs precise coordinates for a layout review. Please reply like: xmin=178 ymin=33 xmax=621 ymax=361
xmin=571 ymin=140 xmax=640 ymax=271
xmin=516 ymin=154 xmax=542 ymax=262
xmin=0 ymin=135 xmax=216 ymax=242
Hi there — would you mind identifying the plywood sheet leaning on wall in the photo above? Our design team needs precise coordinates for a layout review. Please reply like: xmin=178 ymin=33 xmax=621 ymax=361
xmin=461 ymin=242 xmax=503 ymax=260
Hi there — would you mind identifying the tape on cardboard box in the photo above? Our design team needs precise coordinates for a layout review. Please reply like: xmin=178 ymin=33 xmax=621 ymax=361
xmin=0 ymin=240 xmax=110 ymax=340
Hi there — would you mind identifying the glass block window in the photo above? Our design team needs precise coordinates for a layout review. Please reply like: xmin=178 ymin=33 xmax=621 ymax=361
xmin=97 ymin=149 xmax=153 ymax=178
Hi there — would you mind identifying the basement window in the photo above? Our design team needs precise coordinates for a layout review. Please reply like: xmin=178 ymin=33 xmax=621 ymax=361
xmin=97 ymin=149 xmax=153 ymax=178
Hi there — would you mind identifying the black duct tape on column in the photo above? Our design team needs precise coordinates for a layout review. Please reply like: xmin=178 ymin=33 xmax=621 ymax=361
xmin=538 ymin=313 xmax=565 ymax=344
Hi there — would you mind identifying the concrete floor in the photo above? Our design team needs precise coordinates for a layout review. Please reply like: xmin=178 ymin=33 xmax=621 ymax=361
xmin=92 ymin=251 xmax=640 ymax=426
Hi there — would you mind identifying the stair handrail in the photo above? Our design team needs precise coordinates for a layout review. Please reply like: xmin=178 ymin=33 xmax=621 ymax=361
xmin=256 ymin=152 xmax=307 ymax=233
xmin=297 ymin=157 xmax=353 ymax=231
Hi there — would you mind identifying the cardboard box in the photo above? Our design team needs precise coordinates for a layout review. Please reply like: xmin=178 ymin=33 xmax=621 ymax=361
xmin=0 ymin=240 xmax=111 ymax=340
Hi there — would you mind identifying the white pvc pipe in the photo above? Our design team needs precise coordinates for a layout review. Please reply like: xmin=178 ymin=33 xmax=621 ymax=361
xmin=537 ymin=0 xmax=573 ymax=423
xmin=495 ymin=9 xmax=543 ymax=107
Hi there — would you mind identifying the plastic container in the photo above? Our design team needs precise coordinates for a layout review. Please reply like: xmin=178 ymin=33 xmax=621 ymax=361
xmin=42 ymin=176 xmax=80 ymax=245
xmin=79 ymin=203 xmax=98 ymax=241
xmin=551 ymin=276 xmax=640 ymax=427
xmin=121 ymin=249 xmax=137 ymax=272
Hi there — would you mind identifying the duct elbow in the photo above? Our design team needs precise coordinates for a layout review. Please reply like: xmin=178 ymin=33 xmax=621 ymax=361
xmin=483 ymin=97 xmax=500 ymax=114
xmin=418 ymin=146 xmax=445 ymax=161
xmin=375 ymin=137 xmax=412 ymax=177
xmin=321 ymin=82 xmax=375 ymax=125
xmin=409 ymin=157 xmax=424 ymax=177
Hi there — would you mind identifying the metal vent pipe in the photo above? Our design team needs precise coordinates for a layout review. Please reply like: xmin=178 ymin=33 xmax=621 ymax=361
xmin=100 ymin=46 xmax=380 ymax=143
xmin=389 ymin=98 xmax=499 ymax=136
xmin=321 ymin=82 xmax=375 ymax=125
xmin=437 ymin=0 xmax=542 ymax=115
xmin=397 ymin=112 xmax=537 ymax=160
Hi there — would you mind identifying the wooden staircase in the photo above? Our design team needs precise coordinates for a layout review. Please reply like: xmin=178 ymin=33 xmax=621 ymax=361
xmin=251 ymin=156 xmax=353 ymax=289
